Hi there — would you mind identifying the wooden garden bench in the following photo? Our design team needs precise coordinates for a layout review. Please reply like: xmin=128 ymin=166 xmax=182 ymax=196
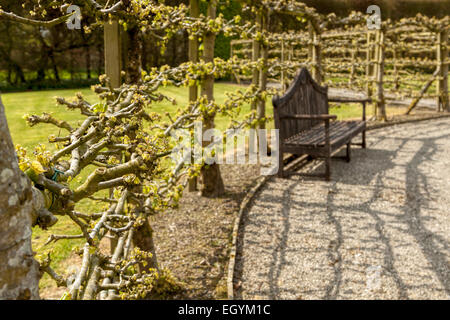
xmin=272 ymin=68 xmax=369 ymax=180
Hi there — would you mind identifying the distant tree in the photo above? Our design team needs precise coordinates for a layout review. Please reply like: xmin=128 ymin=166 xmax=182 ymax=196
xmin=0 ymin=8 xmax=70 ymax=299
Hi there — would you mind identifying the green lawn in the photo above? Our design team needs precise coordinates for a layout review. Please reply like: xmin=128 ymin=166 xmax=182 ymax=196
xmin=0 ymin=82 xmax=390 ymax=294
xmin=2 ymin=83 xmax=259 ymax=150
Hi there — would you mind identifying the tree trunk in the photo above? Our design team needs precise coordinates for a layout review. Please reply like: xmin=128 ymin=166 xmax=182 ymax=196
xmin=70 ymin=49 xmax=75 ymax=81
xmin=141 ymin=40 xmax=148 ymax=72
xmin=36 ymin=37 xmax=49 ymax=82
xmin=7 ymin=67 xmax=12 ymax=85
xmin=36 ymin=63 xmax=47 ymax=82
xmin=200 ymin=0 xmax=225 ymax=197
xmin=49 ymin=52 xmax=60 ymax=82
xmin=132 ymin=219 xmax=159 ymax=272
xmin=97 ymin=43 xmax=103 ymax=78
xmin=125 ymin=25 xmax=142 ymax=84
xmin=0 ymin=96 xmax=40 ymax=300
xmin=12 ymin=63 xmax=26 ymax=84
xmin=188 ymin=0 xmax=200 ymax=192
xmin=85 ymin=46 xmax=91 ymax=80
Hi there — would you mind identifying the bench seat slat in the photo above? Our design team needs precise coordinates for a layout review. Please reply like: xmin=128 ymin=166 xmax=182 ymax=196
xmin=284 ymin=120 xmax=365 ymax=148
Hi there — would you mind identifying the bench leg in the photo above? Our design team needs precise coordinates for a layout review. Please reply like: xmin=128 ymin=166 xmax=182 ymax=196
xmin=277 ymin=150 xmax=285 ymax=178
xmin=362 ymin=131 xmax=366 ymax=149
xmin=346 ymin=143 xmax=351 ymax=162
xmin=325 ymin=154 xmax=331 ymax=181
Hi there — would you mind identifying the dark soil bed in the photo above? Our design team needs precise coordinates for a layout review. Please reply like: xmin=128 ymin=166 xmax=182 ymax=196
xmin=151 ymin=164 xmax=261 ymax=299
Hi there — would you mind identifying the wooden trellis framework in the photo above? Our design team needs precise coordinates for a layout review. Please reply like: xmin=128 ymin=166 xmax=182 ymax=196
xmin=230 ymin=11 xmax=450 ymax=119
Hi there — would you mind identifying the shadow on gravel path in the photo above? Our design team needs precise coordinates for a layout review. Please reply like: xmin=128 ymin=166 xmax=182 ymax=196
xmin=237 ymin=119 xmax=450 ymax=299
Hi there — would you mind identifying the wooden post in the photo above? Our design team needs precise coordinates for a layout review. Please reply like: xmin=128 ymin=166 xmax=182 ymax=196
xmin=308 ymin=21 xmax=313 ymax=70
xmin=258 ymin=10 xmax=268 ymax=130
xmin=289 ymin=43 xmax=293 ymax=62
xmin=374 ymin=30 xmax=380 ymax=118
xmin=392 ymin=35 xmax=400 ymax=90
xmin=251 ymin=12 xmax=262 ymax=111
xmin=287 ymin=43 xmax=293 ymax=85
xmin=230 ymin=41 xmax=242 ymax=84
xmin=104 ymin=20 xmax=122 ymax=89
xmin=230 ymin=42 xmax=237 ymax=83
xmin=325 ymin=119 xmax=331 ymax=181
xmin=314 ymin=28 xmax=322 ymax=84
xmin=375 ymin=29 xmax=387 ymax=121
xmin=281 ymin=39 xmax=286 ymax=91
xmin=362 ymin=101 xmax=367 ymax=148
xmin=104 ymin=20 xmax=122 ymax=253
xmin=188 ymin=0 xmax=200 ymax=192
xmin=436 ymin=31 xmax=442 ymax=112
xmin=442 ymin=29 xmax=449 ymax=112
xmin=308 ymin=21 xmax=322 ymax=83
xmin=349 ymin=39 xmax=357 ymax=86
xmin=437 ymin=29 xmax=449 ymax=112
xmin=366 ymin=31 xmax=373 ymax=100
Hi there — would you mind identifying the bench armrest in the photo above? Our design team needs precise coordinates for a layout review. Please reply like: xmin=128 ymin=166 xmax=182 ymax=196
xmin=279 ymin=114 xmax=337 ymax=120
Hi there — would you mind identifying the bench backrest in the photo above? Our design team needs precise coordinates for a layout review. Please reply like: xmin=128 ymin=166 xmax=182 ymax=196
xmin=272 ymin=68 xmax=329 ymax=141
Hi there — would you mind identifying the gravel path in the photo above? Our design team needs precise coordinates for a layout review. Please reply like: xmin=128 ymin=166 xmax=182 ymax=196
xmin=236 ymin=118 xmax=450 ymax=300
